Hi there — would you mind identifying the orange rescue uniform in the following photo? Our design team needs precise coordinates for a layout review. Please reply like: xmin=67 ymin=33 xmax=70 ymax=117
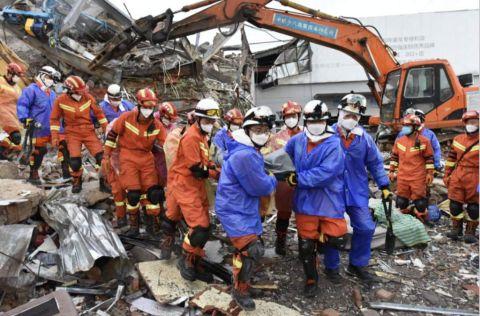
xmin=166 ymin=123 xmax=218 ymax=257
xmin=50 ymin=93 xmax=107 ymax=178
xmin=0 ymin=77 xmax=22 ymax=153
xmin=105 ymin=109 xmax=167 ymax=216
xmin=444 ymin=133 xmax=479 ymax=204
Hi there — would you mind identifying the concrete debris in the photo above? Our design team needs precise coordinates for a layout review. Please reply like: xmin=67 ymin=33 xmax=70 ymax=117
xmin=137 ymin=260 xmax=209 ymax=304
xmin=0 ymin=160 xmax=19 ymax=179
xmin=0 ymin=179 xmax=45 ymax=225
xmin=3 ymin=290 xmax=78 ymax=316
xmin=369 ymin=301 xmax=478 ymax=315
xmin=319 ymin=308 xmax=341 ymax=316
xmin=130 ymin=296 xmax=184 ymax=316
xmin=374 ymin=288 xmax=395 ymax=301
xmin=0 ymin=224 xmax=35 ymax=279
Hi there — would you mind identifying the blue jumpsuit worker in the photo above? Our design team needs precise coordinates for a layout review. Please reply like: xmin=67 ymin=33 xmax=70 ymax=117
xmin=99 ymin=84 xmax=134 ymax=122
xmin=284 ymin=100 xmax=346 ymax=298
xmin=398 ymin=108 xmax=442 ymax=170
xmin=333 ymin=93 xmax=391 ymax=283
xmin=216 ymin=106 xmax=277 ymax=311
xmin=212 ymin=108 xmax=243 ymax=164
xmin=17 ymin=66 xmax=68 ymax=184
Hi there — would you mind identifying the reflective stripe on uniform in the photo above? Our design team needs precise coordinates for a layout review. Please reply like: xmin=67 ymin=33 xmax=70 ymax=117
xmin=453 ymin=140 xmax=466 ymax=152
xmin=233 ymin=256 xmax=242 ymax=269
xmin=105 ymin=140 xmax=116 ymax=148
xmin=79 ymin=100 xmax=91 ymax=112
xmin=445 ymin=161 xmax=456 ymax=167
xmin=50 ymin=125 xmax=60 ymax=131
xmin=98 ymin=118 xmax=107 ymax=125
xmin=397 ymin=143 xmax=406 ymax=152
xmin=426 ymin=164 xmax=434 ymax=169
xmin=115 ymin=201 xmax=125 ymax=206
xmin=144 ymin=129 xmax=160 ymax=137
xmin=146 ymin=204 xmax=160 ymax=210
xmin=126 ymin=203 xmax=140 ymax=210
xmin=471 ymin=145 xmax=479 ymax=152
xmin=199 ymin=142 xmax=209 ymax=157
xmin=125 ymin=121 xmax=139 ymax=135
xmin=410 ymin=145 xmax=426 ymax=152
xmin=389 ymin=161 xmax=398 ymax=166
xmin=59 ymin=104 xmax=75 ymax=112
xmin=276 ymin=139 xmax=286 ymax=146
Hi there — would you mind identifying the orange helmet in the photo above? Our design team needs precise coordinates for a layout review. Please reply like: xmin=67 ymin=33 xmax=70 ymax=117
xmin=224 ymin=108 xmax=243 ymax=125
xmin=462 ymin=110 xmax=479 ymax=123
xmin=7 ymin=63 xmax=24 ymax=76
xmin=64 ymin=76 xmax=88 ymax=94
xmin=402 ymin=113 xmax=421 ymax=127
xmin=136 ymin=88 xmax=158 ymax=107
xmin=281 ymin=101 xmax=302 ymax=117
xmin=159 ymin=102 xmax=178 ymax=120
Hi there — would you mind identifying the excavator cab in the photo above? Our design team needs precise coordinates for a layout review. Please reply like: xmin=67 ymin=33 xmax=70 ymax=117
xmin=378 ymin=59 xmax=479 ymax=141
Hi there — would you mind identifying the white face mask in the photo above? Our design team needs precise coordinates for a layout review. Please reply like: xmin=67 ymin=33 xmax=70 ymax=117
xmin=44 ymin=78 xmax=54 ymax=88
xmin=12 ymin=75 xmax=20 ymax=83
xmin=71 ymin=94 xmax=82 ymax=102
xmin=466 ymin=124 xmax=479 ymax=133
xmin=110 ymin=100 xmax=121 ymax=107
xmin=284 ymin=117 xmax=299 ymax=129
xmin=250 ymin=132 xmax=270 ymax=147
xmin=306 ymin=122 xmax=326 ymax=136
xmin=161 ymin=118 xmax=171 ymax=126
xmin=140 ymin=107 xmax=154 ymax=118
xmin=200 ymin=123 xmax=213 ymax=134
xmin=340 ymin=118 xmax=358 ymax=131
xmin=229 ymin=124 xmax=240 ymax=132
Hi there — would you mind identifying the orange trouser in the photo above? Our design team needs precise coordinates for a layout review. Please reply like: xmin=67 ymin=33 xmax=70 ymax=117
xmin=166 ymin=180 xmax=209 ymax=257
xmin=119 ymin=150 xmax=160 ymax=216
xmin=231 ymin=234 xmax=258 ymax=290
xmin=104 ymin=161 xmax=126 ymax=218
xmin=295 ymin=213 xmax=347 ymax=241
xmin=30 ymin=135 xmax=67 ymax=168
xmin=275 ymin=181 xmax=294 ymax=221
xmin=396 ymin=178 xmax=426 ymax=201
xmin=448 ymin=166 xmax=479 ymax=204
xmin=65 ymin=127 xmax=103 ymax=177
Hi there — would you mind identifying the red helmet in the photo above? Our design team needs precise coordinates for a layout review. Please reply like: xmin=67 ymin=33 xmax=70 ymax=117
xmin=64 ymin=76 xmax=88 ymax=94
xmin=462 ymin=110 xmax=479 ymax=123
xmin=224 ymin=108 xmax=243 ymax=125
xmin=136 ymin=88 xmax=158 ymax=107
xmin=281 ymin=101 xmax=302 ymax=117
xmin=7 ymin=63 xmax=24 ymax=76
xmin=402 ymin=114 xmax=421 ymax=127
xmin=159 ymin=102 xmax=178 ymax=120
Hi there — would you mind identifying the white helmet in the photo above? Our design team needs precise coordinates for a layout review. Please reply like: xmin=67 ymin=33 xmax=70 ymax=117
xmin=303 ymin=100 xmax=330 ymax=121
xmin=338 ymin=93 xmax=367 ymax=115
xmin=243 ymin=106 xmax=275 ymax=129
xmin=195 ymin=98 xmax=220 ymax=119
xmin=38 ymin=66 xmax=61 ymax=82
xmin=107 ymin=84 xmax=122 ymax=99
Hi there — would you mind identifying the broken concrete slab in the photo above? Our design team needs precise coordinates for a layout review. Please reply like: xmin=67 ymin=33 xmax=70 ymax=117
xmin=0 ymin=179 xmax=45 ymax=225
xmin=137 ymin=260 xmax=209 ymax=304
xmin=0 ymin=160 xmax=20 ymax=179
xmin=77 ymin=180 xmax=110 ymax=206
xmin=3 ymin=290 xmax=78 ymax=316
xmin=190 ymin=286 xmax=301 ymax=316
xmin=130 ymin=297 xmax=185 ymax=316
xmin=0 ymin=225 xmax=35 ymax=279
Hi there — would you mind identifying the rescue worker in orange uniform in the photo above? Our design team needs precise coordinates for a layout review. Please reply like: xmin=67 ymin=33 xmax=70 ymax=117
xmin=160 ymin=98 xmax=220 ymax=282
xmin=216 ymin=106 xmax=277 ymax=311
xmin=284 ymin=100 xmax=347 ymax=297
xmin=444 ymin=110 xmax=479 ymax=243
xmin=267 ymin=101 xmax=303 ymax=255
xmin=17 ymin=66 xmax=69 ymax=184
xmin=389 ymin=114 xmax=434 ymax=221
xmin=0 ymin=63 xmax=24 ymax=159
xmin=50 ymin=76 xmax=108 ymax=193
xmin=104 ymin=88 xmax=167 ymax=236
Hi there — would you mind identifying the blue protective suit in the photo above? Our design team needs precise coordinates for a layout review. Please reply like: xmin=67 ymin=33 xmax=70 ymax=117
xmin=332 ymin=124 xmax=390 ymax=268
xmin=17 ymin=83 xmax=59 ymax=137
xmin=99 ymin=99 xmax=135 ymax=123
xmin=213 ymin=127 xmax=230 ymax=152
xmin=284 ymin=132 xmax=345 ymax=218
xmin=215 ymin=131 xmax=277 ymax=237
xmin=397 ymin=126 xmax=441 ymax=169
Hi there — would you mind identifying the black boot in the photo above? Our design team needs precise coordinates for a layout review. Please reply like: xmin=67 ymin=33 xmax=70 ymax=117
xmin=446 ymin=218 xmax=464 ymax=240
xmin=159 ymin=216 xmax=176 ymax=260
xmin=324 ymin=268 xmax=342 ymax=284
xmin=117 ymin=216 xmax=127 ymax=228
xmin=232 ymin=286 xmax=256 ymax=311
xmin=145 ymin=214 xmax=157 ymax=236
xmin=275 ymin=218 xmax=289 ymax=256
xmin=125 ymin=212 xmax=140 ymax=237
xmin=194 ymin=260 xmax=213 ymax=283
xmin=346 ymin=264 xmax=379 ymax=283
xmin=71 ymin=176 xmax=82 ymax=193
xmin=177 ymin=252 xmax=196 ymax=281
xmin=99 ymin=176 xmax=111 ymax=193
xmin=464 ymin=221 xmax=479 ymax=244
xmin=61 ymin=161 xmax=71 ymax=180
xmin=28 ymin=168 xmax=42 ymax=185
xmin=298 ymin=238 xmax=318 ymax=297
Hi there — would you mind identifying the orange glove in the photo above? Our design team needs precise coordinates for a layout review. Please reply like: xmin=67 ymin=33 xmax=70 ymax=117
xmin=388 ymin=172 xmax=396 ymax=182
xmin=103 ymin=155 xmax=111 ymax=173
xmin=51 ymin=136 xmax=60 ymax=148
xmin=426 ymin=172 xmax=433 ymax=186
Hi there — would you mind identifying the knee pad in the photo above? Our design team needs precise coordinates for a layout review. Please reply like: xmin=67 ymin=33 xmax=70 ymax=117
xmin=147 ymin=185 xmax=165 ymax=204
xmin=9 ymin=131 xmax=21 ymax=145
xmin=396 ymin=196 xmax=409 ymax=210
xmin=244 ymin=239 xmax=265 ymax=261
xmin=126 ymin=190 xmax=141 ymax=206
xmin=188 ymin=226 xmax=210 ymax=248
xmin=466 ymin=204 xmax=479 ymax=221
xmin=326 ymin=234 xmax=349 ymax=250
xmin=414 ymin=198 xmax=428 ymax=213
xmin=298 ymin=238 xmax=316 ymax=259
xmin=94 ymin=152 xmax=103 ymax=165
xmin=69 ymin=157 xmax=82 ymax=172
xmin=449 ymin=200 xmax=464 ymax=217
